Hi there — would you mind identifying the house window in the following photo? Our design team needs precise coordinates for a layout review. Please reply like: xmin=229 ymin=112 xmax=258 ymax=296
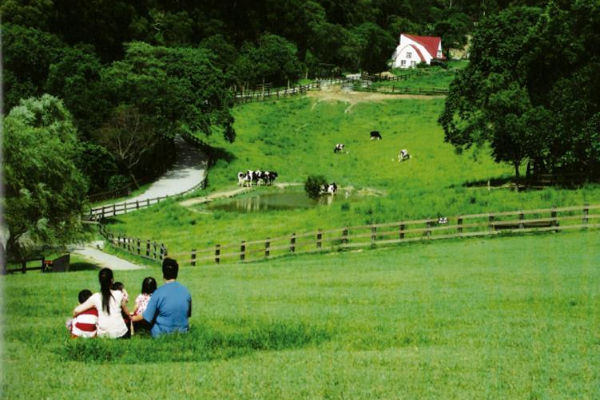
xmin=406 ymin=52 xmax=412 ymax=59
xmin=411 ymin=61 xmax=416 ymax=67
xmin=401 ymin=60 xmax=406 ymax=66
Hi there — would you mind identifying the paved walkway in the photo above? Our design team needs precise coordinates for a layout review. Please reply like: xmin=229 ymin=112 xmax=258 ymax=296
xmin=70 ymin=241 xmax=147 ymax=270
xmin=81 ymin=136 xmax=208 ymax=270
xmin=128 ymin=135 xmax=207 ymax=202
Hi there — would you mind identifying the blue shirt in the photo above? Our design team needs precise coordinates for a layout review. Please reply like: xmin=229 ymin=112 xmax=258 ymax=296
xmin=143 ymin=281 xmax=192 ymax=337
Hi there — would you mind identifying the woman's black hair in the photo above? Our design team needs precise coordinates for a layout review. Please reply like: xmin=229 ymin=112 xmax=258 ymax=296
xmin=141 ymin=277 xmax=157 ymax=295
xmin=98 ymin=268 xmax=114 ymax=315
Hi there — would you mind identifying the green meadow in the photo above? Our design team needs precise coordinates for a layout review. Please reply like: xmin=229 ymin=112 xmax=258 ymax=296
xmin=105 ymin=96 xmax=598 ymax=253
xmin=3 ymin=230 xmax=599 ymax=399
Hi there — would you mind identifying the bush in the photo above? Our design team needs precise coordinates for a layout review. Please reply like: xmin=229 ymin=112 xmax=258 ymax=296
xmin=304 ymin=175 xmax=327 ymax=200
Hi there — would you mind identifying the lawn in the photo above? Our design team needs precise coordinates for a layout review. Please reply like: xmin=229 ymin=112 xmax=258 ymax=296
xmin=104 ymin=96 xmax=600 ymax=254
xmin=3 ymin=229 xmax=599 ymax=399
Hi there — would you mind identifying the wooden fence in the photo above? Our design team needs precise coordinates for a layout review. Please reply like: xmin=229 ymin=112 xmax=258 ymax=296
xmin=99 ymin=224 xmax=167 ymax=262
xmin=3 ymin=257 xmax=47 ymax=274
xmin=88 ymin=195 xmax=172 ymax=220
xmin=170 ymin=204 xmax=600 ymax=267
xmin=234 ymin=83 xmax=320 ymax=103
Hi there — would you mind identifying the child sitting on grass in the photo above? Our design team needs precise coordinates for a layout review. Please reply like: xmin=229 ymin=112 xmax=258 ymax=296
xmin=131 ymin=277 xmax=157 ymax=333
xmin=66 ymin=289 xmax=98 ymax=338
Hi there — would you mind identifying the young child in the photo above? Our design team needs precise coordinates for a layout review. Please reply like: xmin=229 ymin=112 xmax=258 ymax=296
xmin=131 ymin=277 xmax=157 ymax=333
xmin=133 ymin=277 xmax=157 ymax=316
xmin=67 ymin=289 xmax=98 ymax=338
xmin=112 ymin=281 xmax=131 ymax=331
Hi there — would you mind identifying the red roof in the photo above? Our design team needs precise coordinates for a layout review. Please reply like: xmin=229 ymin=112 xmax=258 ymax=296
xmin=409 ymin=44 xmax=425 ymax=62
xmin=403 ymin=34 xmax=445 ymax=60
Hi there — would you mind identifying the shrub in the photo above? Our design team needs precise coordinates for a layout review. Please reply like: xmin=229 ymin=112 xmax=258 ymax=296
xmin=304 ymin=175 xmax=327 ymax=200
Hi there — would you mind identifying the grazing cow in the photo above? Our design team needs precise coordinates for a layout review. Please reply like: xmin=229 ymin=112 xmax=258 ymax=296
xmin=254 ymin=170 xmax=264 ymax=186
xmin=321 ymin=182 xmax=338 ymax=195
xmin=438 ymin=217 xmax=448 ymax=225
xmin=334 ymin=143 xmax=345 ymax=153
xmin=398 ymin=149 xmax=410 ymax=162
xmin=264 ymin=171 xmax=278 ymax=185
xmin=370 ymin=131 xmax=382 ymax=140
xmin=237 ymin=171 xmax=250 ymax=187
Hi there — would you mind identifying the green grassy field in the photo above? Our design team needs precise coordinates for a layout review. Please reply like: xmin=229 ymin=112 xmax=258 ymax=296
xmin=3 ymin=230 xmax=599 ymax=399
xmin=104 ymin=96 xmax=599 ymax=254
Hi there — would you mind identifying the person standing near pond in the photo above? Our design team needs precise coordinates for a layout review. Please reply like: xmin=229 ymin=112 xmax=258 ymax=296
xmin=131 ymin=258 xmax=192 ymax=337
xmin=73 ymin=268 xmax=130 ymax=339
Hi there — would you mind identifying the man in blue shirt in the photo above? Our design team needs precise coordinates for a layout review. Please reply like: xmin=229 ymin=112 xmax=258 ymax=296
xmin=132 ymin=258 xmax=192 ymax=337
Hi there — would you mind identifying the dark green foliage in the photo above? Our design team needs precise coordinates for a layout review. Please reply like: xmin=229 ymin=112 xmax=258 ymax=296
xmin=3 ymin=95 xmax=88 ymax=258
xmin=304 ymin=175 xmax=328 ymax=199
xmin=440 ymin=2 xmax=600 ymax=178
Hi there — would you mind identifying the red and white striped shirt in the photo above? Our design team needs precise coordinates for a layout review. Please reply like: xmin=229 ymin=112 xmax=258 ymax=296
xmin=71 ymin=308 xmax=98 ymax=338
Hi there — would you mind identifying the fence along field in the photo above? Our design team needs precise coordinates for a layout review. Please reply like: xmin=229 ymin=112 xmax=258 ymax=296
xmin=104 ymin=204 xmax=599 ymax=266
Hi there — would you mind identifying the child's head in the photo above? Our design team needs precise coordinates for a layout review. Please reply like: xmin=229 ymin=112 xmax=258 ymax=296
xmin=141 ymin=277 xmax=157 ymax=295
xmin=112 ymin=281 xmax=125 ymax=291
xmin=78 ymin=289 xmax=92 ymax=304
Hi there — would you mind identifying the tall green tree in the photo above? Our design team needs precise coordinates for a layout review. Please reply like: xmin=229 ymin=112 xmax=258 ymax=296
xmin=2 ymin=95 xmax=88 ymax=259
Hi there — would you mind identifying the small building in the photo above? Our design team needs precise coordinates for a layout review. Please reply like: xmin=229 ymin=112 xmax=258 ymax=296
xmin=392 ymin=34 xmax=445 ymax=69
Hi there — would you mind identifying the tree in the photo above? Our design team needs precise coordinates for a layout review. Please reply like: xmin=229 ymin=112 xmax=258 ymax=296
xmin=95 ymin=105 xmax=158 ymax=189
xmin=433 ymin=10 xmax=471 ymax=59
xmin=2 ymin=95 xmax=88 ymax=259
xmin=440 ymin=2 xmax=600 ymax=179
xmin=352 ymin=22 xmax=397 ymax=73
xmin=304 ymin=175 xmax=328 ymax=200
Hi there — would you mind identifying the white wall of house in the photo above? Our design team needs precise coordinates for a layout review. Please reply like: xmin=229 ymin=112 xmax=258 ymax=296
xmin=392 ymin=34 xmax=442 ymax=69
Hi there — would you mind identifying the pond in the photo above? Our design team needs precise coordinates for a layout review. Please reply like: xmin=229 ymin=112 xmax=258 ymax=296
xmin=206 ymin=190 xmax=353 ymax=213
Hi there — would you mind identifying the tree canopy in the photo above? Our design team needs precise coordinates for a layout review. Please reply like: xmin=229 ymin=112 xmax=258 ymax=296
xmin=439 ymin=1 xmax=600 ymax=178
xmin=2 ymin=95 xmax=88 ymax=259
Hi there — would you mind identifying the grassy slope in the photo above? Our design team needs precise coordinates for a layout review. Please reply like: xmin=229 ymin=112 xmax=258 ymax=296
xmin=3 ymin=230 xmax=600 ymax=399
xmin=106 ymin=97 xmax=599 ymax=252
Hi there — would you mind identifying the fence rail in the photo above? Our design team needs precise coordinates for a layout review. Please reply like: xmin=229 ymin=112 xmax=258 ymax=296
xmin=98 ymin=225 xmax=167 ymax=262
xmin=170 ymin=204 xmax=600 ymax=267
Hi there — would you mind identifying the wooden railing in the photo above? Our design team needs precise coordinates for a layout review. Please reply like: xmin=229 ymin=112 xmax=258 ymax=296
xmin=99 ymin=224 xmax=167 ymax=262
xmin=170 ymin=204 xmax=600 ymax=267
xmin=88 ymin=195 xmax=172 ymax=220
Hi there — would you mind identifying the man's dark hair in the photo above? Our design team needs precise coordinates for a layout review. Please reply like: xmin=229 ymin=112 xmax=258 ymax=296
xmin=162 ymin=258 xmax=179 ymax=280
xmin=78 ymin=289 xmax=93 ymax=304
xmin=141 ymin=277 xmax=157 ymax=294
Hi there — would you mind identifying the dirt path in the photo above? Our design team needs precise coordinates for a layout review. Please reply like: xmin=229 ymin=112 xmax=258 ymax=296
xmin=308 ymin=86 xmax=445 ymax=113
xmin=70 ymin=241 xmax=147 ymax=270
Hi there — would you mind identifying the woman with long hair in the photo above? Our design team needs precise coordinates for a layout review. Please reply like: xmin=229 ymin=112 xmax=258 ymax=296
xmin=73 ymin=267 xmax=130 ymax=338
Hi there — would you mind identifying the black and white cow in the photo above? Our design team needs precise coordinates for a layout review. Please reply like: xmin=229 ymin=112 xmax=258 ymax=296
xmin=254 ymin=170 xmax=264 ymax=186
xmin=334 ymin=143 xmax=345 ymax=153
xmin=370 ymin=131 xmax=382 ymax=140
xmin=321 ymin=182 xmax=338 ymax=195
xmin=237 ymin=171 xmax=250 ymax=187
xmin=264 ymin=171 xmax=278 ymax=185
xmin=398 ymin=149 xmax=410 ymax=162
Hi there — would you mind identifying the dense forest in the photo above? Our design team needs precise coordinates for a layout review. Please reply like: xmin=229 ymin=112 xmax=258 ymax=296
xmin=2 ymin=0 xmax=599 ymax=258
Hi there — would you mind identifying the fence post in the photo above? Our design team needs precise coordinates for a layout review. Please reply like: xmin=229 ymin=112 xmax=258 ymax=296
xmin=147 ymin=199 xmax=150 ymax=208
xmin=399 ymin=223 xmax=405 ymax=239
xmin=160 ymin=244 xmax=165 ymax=260
xmin=127 ymin=237 xmax=131 ymax=252
xmin=146 ymin=240 xmax=150 ymax=257
xmin=215 ymin=244 xmax=221 ymax=264
xmin=136 ymin=201 xmax=140 ymax=209
xmin=488 ymin=214 xmax=495 ymax=231
xmin=113 ymin=203 xmax=116 ymax=217
xmin=153 ymin=241 xmax=157 ymax=259
xmin=457 ymin=216 xmax=463 ymax=234
xmin=290 ymin=233 xmax=296 ymax=253
xmin=371 ymin=225 xmax=377 ymax=247
xmin=519 ymin=211 xmax=525 ymax=229
xmin=102 ymin=206 xmax=106 ymax=219
xmin=551 ymin=206 xmax=558 ymax=232
xmin=317 ymin=230 xmax=323 ymax=249
xmin=342 ymin=227 xmax=349 ymax=245
xmin=191 ymin=249 xmax=196 ymax=266
xmin=137 ymin=238 xmax=141 ymax=255
xmin=265 ymin=239 xmax=270 ymax=258
xmin=240 ymin=241 xmax=246 ymax=261
xmin=22 ymin=260 xmax=27 ymax=274
xmin=583 ymin=203 xmax=589 ymax=227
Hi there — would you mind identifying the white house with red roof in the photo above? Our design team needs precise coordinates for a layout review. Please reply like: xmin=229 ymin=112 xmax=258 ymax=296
xmin=392 ymin=34 xmax=445 ymax=68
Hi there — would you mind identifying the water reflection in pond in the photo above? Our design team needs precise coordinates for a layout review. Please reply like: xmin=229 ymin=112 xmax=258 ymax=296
xmin=206 ymin=191 xmax=348 ymax=213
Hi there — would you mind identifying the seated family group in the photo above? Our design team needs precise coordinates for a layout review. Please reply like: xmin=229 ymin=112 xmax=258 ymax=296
xmin=67 ymin=258 xmax=192 ymax=339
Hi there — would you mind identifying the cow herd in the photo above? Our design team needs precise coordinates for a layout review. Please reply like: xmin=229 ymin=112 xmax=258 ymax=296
xmin=236 ymin=131 xmax=411 ymax=192
xmin=237 ymin=170 xmax=278 ymax=187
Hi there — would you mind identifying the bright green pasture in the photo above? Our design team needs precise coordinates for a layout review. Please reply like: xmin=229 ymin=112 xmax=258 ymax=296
xmin=3 ymin=230 xmax=600 ymax=399
xmin=375 ymin=67 xmax=457 ymax=90
xmin=106 ymin=97 xmax=599 ymax=253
